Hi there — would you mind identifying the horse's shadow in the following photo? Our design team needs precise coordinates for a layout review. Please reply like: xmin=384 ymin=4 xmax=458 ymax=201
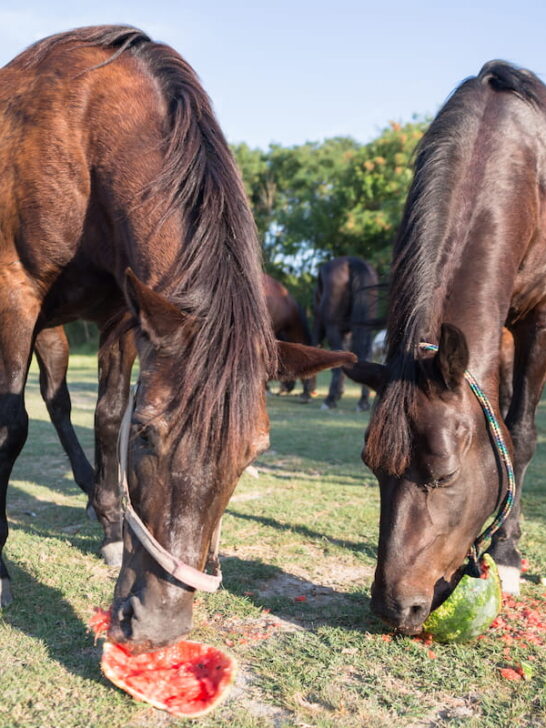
xmin=7 ymin=484 xmax=101 ymax=557
xmin=2 ymin=561 xmax=105 ymax=686
xmin=218 ymin=554 xmax=384 ymax=634
xmin=226 ymin=509 xmax=377 ymax=559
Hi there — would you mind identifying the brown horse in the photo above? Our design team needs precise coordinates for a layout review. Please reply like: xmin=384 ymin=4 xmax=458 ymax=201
xmin=0 ymin=26 xmax=355 ymax=650
xmin=313 ymin=256 xmax=380 ymax=410
xmin=264 ymin=273 xmax=316 ymax=400
xmin=345 ymin=61 xmax=546 ymax=633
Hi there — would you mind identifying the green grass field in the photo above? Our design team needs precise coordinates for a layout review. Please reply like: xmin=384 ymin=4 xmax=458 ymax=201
xmin=0 ymin=355 xmax=545 ymax=727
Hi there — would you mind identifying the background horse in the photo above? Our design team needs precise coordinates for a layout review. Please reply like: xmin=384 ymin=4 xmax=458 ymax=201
xmin=313 ymin=256 xmax=380 ymax=411
xmin=345 ymin=60 xmax=546 ymax=634
xmin=264 ymin=273 xmax=316 ymax=401
xmin=0 ymin=26 xmax=354 ymax=649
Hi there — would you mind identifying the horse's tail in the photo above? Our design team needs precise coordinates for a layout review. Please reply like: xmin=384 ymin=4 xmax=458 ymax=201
xmin=350 ymin=259 xmax=378 ymax=361
xmin=312 ymin=265 xmax=326 ymax=346
xmin=295 ymin=302 xmax=313 ymax=346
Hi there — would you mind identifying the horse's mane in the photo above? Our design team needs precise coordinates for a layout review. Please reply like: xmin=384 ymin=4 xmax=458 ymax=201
xmin=365 ymin=61 xmax=545 ymax=476
xmin=18 ymin=26 xmax=275 ymax=467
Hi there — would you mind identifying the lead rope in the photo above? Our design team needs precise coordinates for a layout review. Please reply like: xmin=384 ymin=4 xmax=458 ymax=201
xmin=419 ymin=343 xmax=516 ymax=568
xmin=117 ymin=385 xmax=222 ymax=593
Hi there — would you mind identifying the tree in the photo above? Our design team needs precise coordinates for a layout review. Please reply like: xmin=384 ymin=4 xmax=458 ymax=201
xmin=232 ymin=120 xmax=427 ymax=284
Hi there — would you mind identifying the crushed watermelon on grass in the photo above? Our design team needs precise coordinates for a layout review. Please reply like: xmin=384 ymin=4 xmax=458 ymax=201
xmin=488 ymin=594 xmax=546 ymax=649
xmin=88 ymin=607 xmax=236 ymax=718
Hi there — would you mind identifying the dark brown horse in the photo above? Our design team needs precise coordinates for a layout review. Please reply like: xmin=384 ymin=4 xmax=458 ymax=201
xmin=0 ymin=26 xmax=355 ymax=649
xmin=345 ymin=61 xmax=546 ymax=633
xmin=264 ymin=273 xmax=316 ymax=401
xmin=313 ymin=256 xmax=380 ymax=410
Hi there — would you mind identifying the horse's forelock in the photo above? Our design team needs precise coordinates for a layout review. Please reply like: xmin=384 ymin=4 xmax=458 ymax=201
xmin=364 ymin=358 xmax=419 ymax=477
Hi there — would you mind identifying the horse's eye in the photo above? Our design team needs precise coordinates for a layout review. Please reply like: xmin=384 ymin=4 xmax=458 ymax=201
xmin=430 ymin=470 xmax=458 ymax=488
xmin=437 ymin=470 xmax=458 ymax=484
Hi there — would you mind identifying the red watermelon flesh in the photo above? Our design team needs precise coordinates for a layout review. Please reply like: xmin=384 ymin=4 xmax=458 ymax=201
xmin=89 ymin=607 xmax=236 ymax=717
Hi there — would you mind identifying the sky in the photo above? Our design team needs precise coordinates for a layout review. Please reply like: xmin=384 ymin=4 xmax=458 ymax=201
xmin=1 ymin=1 xmax=546 ymax=149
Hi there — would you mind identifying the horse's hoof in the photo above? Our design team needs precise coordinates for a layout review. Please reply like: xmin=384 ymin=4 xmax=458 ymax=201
xmin=101 ymin=541 xmax=123 ymax=567
xmin=0 ymin=577 xmax=13 ymax=608
xmin=356 ymin=402 xmax=370 ymax=412
xmin=497 ymin=565 xmax=521 ymax=595
xmin=86 ymin=502 xmax=98 ymax=521
xmin=320 ymin=402 xmax=332 ymax=411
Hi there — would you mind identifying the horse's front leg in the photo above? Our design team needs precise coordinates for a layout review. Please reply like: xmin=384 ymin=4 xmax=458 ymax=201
xmin=489 ymin=308 xmax=546 ymax=594
xmin=34 ymin=326 xmax=95 ymax=515
xmin=0 ymin=286 xmax=40 ymax=607
xmin=93 ymin=323 xmax=136 ymax=566
xmin=206 ymin=518 xmax=222 ymax=576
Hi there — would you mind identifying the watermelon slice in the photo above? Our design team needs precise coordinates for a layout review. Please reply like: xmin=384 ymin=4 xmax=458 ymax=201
xmin=422 ymin=554 xmax=502 ymax=642
xmin=89 ymin=608 xmax=236 ymax=717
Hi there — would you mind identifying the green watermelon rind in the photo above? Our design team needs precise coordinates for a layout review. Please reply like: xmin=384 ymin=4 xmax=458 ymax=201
xmin=422 ymin=554 xmax=502 ymax=642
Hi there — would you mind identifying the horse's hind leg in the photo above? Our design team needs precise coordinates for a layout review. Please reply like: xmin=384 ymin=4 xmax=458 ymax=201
xmin=0 ymin=281 xmax=40 ymax=606
xmin=489 ymin=310 xmax=546 ymax=594
xmin=93 ymin=323 xmax=136 ymax=566
xmin=34 ymin=326 xmax=95 ymax=515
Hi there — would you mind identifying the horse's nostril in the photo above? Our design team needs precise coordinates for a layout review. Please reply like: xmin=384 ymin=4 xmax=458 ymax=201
xmin=403 ymin=598 xmax=430 ymax=625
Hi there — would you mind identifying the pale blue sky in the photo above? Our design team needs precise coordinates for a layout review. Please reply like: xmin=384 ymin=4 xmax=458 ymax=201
xmin=1 ymin=1 xmax=545 ymax=148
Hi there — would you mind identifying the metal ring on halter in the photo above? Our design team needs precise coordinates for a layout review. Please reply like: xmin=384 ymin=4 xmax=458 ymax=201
xmin=419 ymin=342 xmax=516 ymax=566
xmin=117 ymin=384 xmax=222 ymax=593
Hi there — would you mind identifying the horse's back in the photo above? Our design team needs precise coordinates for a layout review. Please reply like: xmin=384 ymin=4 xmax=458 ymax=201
xmin=0 ymin=31 xmax=175 ymax=312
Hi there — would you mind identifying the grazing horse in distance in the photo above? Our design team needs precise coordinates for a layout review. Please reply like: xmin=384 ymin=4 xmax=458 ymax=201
xmin=264 ymin=273 xmax=316 ymax=401
xmin=0 ymin=26 xmax=355 ymax=650
xmin=344 ymin=60 xmax=546 ymax=633
xmin=313 ymin=256 xmax=380 ymax=411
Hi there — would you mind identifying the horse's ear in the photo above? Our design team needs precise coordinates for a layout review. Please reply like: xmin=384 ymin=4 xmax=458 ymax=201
xmin=343 ymin=361 xmax=387 ymax=392
xmin=274 ymin=342 xmax=357 ymax=381
xmin=435 ymin=323 xmax=469 ymax=390
xmin=124 ymin=268 xmax=190 ymax=348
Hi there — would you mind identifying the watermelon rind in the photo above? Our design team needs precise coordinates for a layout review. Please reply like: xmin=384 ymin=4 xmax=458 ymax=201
xmin=101 ymin=639 xmax=237 ymax=718
xmin=422 ymin=554 xmax=502 ymax=642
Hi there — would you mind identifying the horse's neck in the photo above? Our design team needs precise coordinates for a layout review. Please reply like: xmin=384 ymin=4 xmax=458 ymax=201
xmin=428 ymin=242 xmax=517 ymax=387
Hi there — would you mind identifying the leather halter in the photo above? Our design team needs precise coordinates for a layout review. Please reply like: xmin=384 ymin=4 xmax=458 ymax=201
xmin=117 ymin=386 xmax=222 ymax=593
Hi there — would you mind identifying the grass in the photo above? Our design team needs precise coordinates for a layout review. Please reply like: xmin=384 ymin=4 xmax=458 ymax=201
xmin=0 ymin=356 xmax=545 ymax=727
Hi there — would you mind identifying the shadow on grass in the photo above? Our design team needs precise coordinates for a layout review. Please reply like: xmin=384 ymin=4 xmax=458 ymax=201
xmin=219 ymin=554 xmax=384 ymax=634
xmin=254 ymin=460 xmax=375 ymax=488
xmin=2 ymin=561 xmax=105 ymax=685
xmin=226 ymin=509 xmax=377 ymax=559
xmin=14 ymin=417 xmax=94 ymax=496
xmin=8 ymin=519 xmax=102 ymax=558
xmin=7 ymin=484 xmax=102 ymax=558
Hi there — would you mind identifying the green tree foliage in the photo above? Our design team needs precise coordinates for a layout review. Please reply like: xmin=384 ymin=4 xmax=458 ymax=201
xmin=232 ymin=120 xmax=427 ymax=283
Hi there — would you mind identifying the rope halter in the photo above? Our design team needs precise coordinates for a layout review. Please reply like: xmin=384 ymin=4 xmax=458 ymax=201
xmin=419 ymin=343 xmax=515 ymax=566
xmin=117 ymin=385 xmax=222 ymax=593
